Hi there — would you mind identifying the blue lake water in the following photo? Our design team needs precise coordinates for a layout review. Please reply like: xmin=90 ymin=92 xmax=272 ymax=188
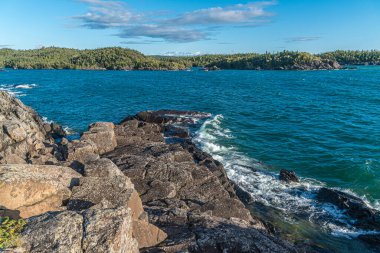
xmin=1 ymin=67 xmax=380 ymax=251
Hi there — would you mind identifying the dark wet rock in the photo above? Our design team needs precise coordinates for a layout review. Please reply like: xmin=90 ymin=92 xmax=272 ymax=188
xmin=106 ymin=111 xmax=297 ymax=252
xmin=50 ymin=123 xmax=66 ymax=138
xmin=189 ymin=215 xmax=297 ymax=253
xmin=358 ymin=234 xmax=380 ymax=250
xmin=279 ymin=169 xmax=299 ymax=183
xmin=123 ymin=110 xmax=210 ymax=125
xmin=317 ymin=188 xmax=380 ymax=229
xmin=164 ymin=125 xmax=190 ymax=138
xmin=42 ymin=122 xmax=66 ymax=139
xmin=142 ymin=213 xmax=296 ymax=253
xmin=233 ymin=182 xmax=255 ymax=205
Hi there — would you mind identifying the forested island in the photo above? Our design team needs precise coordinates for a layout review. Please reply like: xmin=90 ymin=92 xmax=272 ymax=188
xmin=1 ymin=47 xmax=380 ymax=71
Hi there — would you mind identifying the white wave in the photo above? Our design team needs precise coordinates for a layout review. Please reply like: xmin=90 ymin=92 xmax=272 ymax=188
xmin=14 ymin=83 xmax=37 ymax=89
xmin=0 ymin=83 xmax=37 ymax=96
xmin=327 ymin=223 xmax=380 ymax=239
xmin=193 ymin=114 xmax=379 ymax=238
xmin=63 ymin=126 xmax=77 ymax=135
xmin=42 ymin=116 xmax=54 ymax=124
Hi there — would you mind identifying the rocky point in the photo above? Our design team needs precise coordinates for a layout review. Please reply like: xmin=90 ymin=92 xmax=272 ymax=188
xmin=0 ymin=91 xmax=299 ymax=252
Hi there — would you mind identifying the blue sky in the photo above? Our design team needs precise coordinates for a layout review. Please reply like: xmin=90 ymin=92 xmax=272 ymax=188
xmin=1 ymin=0 xmax=380 ymax=55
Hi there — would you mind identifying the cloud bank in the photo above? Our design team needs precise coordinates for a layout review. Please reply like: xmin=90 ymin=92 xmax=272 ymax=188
xmin=74 ymin=0 xmax=276 ymax=43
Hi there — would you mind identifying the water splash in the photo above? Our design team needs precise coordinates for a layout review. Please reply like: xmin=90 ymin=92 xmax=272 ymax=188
xmin=193 ymin=114 xmax=380 ymax=239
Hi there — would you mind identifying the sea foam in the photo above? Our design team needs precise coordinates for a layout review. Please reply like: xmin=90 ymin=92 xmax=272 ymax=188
xmin=193 ymin=114 xmax=380 ymax=239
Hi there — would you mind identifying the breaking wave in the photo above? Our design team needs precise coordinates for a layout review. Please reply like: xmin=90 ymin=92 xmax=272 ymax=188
xmin=0 ymin=83 xmax=38 ymax=96
xmin=193 ymin=114 xmax=380 ymax=239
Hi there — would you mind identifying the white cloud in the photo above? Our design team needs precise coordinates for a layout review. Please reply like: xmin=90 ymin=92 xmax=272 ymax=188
xmin=170 ymin=1 xmax=275 ymax=25
xmin=117 ymin=25 xmax=209 ymax=43
xmin=74 ymin=0 xmax=276 ymax=43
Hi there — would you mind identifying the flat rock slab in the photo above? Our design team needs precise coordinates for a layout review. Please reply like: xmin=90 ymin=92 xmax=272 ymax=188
xmin=0 ymin=164 xmax=81 ymax=218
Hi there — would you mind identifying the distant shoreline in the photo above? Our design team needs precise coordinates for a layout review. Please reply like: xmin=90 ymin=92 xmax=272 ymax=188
xmin=1 ymin=47 xmax=379 ymax=71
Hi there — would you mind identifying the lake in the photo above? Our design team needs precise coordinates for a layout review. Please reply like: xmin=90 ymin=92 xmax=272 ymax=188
xmin=1 ymin=67 xmax=380 ymax=252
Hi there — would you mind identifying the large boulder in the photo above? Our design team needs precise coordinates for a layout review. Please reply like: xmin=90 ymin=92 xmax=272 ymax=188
xmin=65 ymin=139 xmax=99 ymax=163
xmin=83 ymin=158 xmax=125 ymax=178
xmin=67 ymin=174 xmax=167 ymax=248
xmin=0 ymin=164 xmax=81 ymax=218
xmin=82 ymin=207 xmax=139 ymax=253
xmin=316 ymin=188 xmax=380 ymax=229
xmin=81 ymin=122 xmax=117 ymax=155
xmin=19 ymin=211 xmax=83 ymax=253
xmin=67 ymin=176 xmax=140 ymax=215
xmin=17 ymin=207 xmax=139 ymax=253
xmin=0 ymin=91 xmax=53 ymax=164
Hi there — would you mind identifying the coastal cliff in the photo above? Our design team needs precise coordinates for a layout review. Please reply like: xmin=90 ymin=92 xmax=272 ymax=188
xmin=0 ymin=91 xmax=296 ymax=252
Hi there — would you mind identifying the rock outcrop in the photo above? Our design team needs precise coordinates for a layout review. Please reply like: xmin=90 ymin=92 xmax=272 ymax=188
xmin=0 ymin=94 xmax=297 ymax=252
xmin=0 ymin=164 xmax=81 ymax=218
xmin=0 ymin=91 xmax=54 ymax=164
xmin=279 ymin=169 xmax=299 ymax=183
xmin=18 ymin=207 xmax=139 ymax=253
xmin=317 ymin=188 xmax=380 ymax=230
xmin=106 ymin=110 xmax=297 ymax=252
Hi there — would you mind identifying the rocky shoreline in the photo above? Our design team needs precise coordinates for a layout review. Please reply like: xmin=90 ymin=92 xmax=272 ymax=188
xmin=0 ymin=92 xmax=296 ymax=252
xmin=1 ymin=91 xmax=380 ymax=252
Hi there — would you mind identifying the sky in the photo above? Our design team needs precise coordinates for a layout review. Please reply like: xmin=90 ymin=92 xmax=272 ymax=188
xmin=1 ymin=0 xmax=380 ymax=55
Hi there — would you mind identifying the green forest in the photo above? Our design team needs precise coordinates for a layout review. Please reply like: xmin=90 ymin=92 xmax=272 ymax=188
xmin=0 ymin=47 xmax=190 ymax=70
xmin=1 ymin=47 xmax=379 ymax=70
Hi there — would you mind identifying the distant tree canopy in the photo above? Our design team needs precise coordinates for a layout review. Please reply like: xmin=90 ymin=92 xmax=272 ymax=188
xmin=319 ymin=50 xmax=380 ymax=65
xmin=0 ymin=47 xmax=190 ymax=70
xmin=0 ymin=47 xmax=379 ymax=70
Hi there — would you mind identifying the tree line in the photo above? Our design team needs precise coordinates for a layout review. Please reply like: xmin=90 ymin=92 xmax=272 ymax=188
xmin=1 ymin=47 xmax=379 ymax=70
xmin=0 ymin=47 xmax=190 ymax=70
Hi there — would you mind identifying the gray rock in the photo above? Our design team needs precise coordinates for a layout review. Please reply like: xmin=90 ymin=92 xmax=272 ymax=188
xmin=67 ymin=176 xmax=135 ymax=211
xmin=82 ymin=207 xmax=139 ymax=253
xmin=19 ymin=211 xmax=83 ymax=253
xmin=17 ymin=208 xmax=139 ymax=253
xmin=107 ymin=112 xmax=298 ymax=252
xmin=0 ymin=91 xmax=56 ymax=164
xmin=189 ymin=215 xmax=297 ymax=253
xmin=83 ymin=158 xmax=124 ymax=178
xmin=66 ymin=139 xmax=100 ymax=164
xmin=81 ymin=122 xmax=117 ymax=155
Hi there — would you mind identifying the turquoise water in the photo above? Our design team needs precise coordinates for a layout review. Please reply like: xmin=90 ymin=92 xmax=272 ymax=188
xmin=1 ymin=68 xmax=380 ymax=251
